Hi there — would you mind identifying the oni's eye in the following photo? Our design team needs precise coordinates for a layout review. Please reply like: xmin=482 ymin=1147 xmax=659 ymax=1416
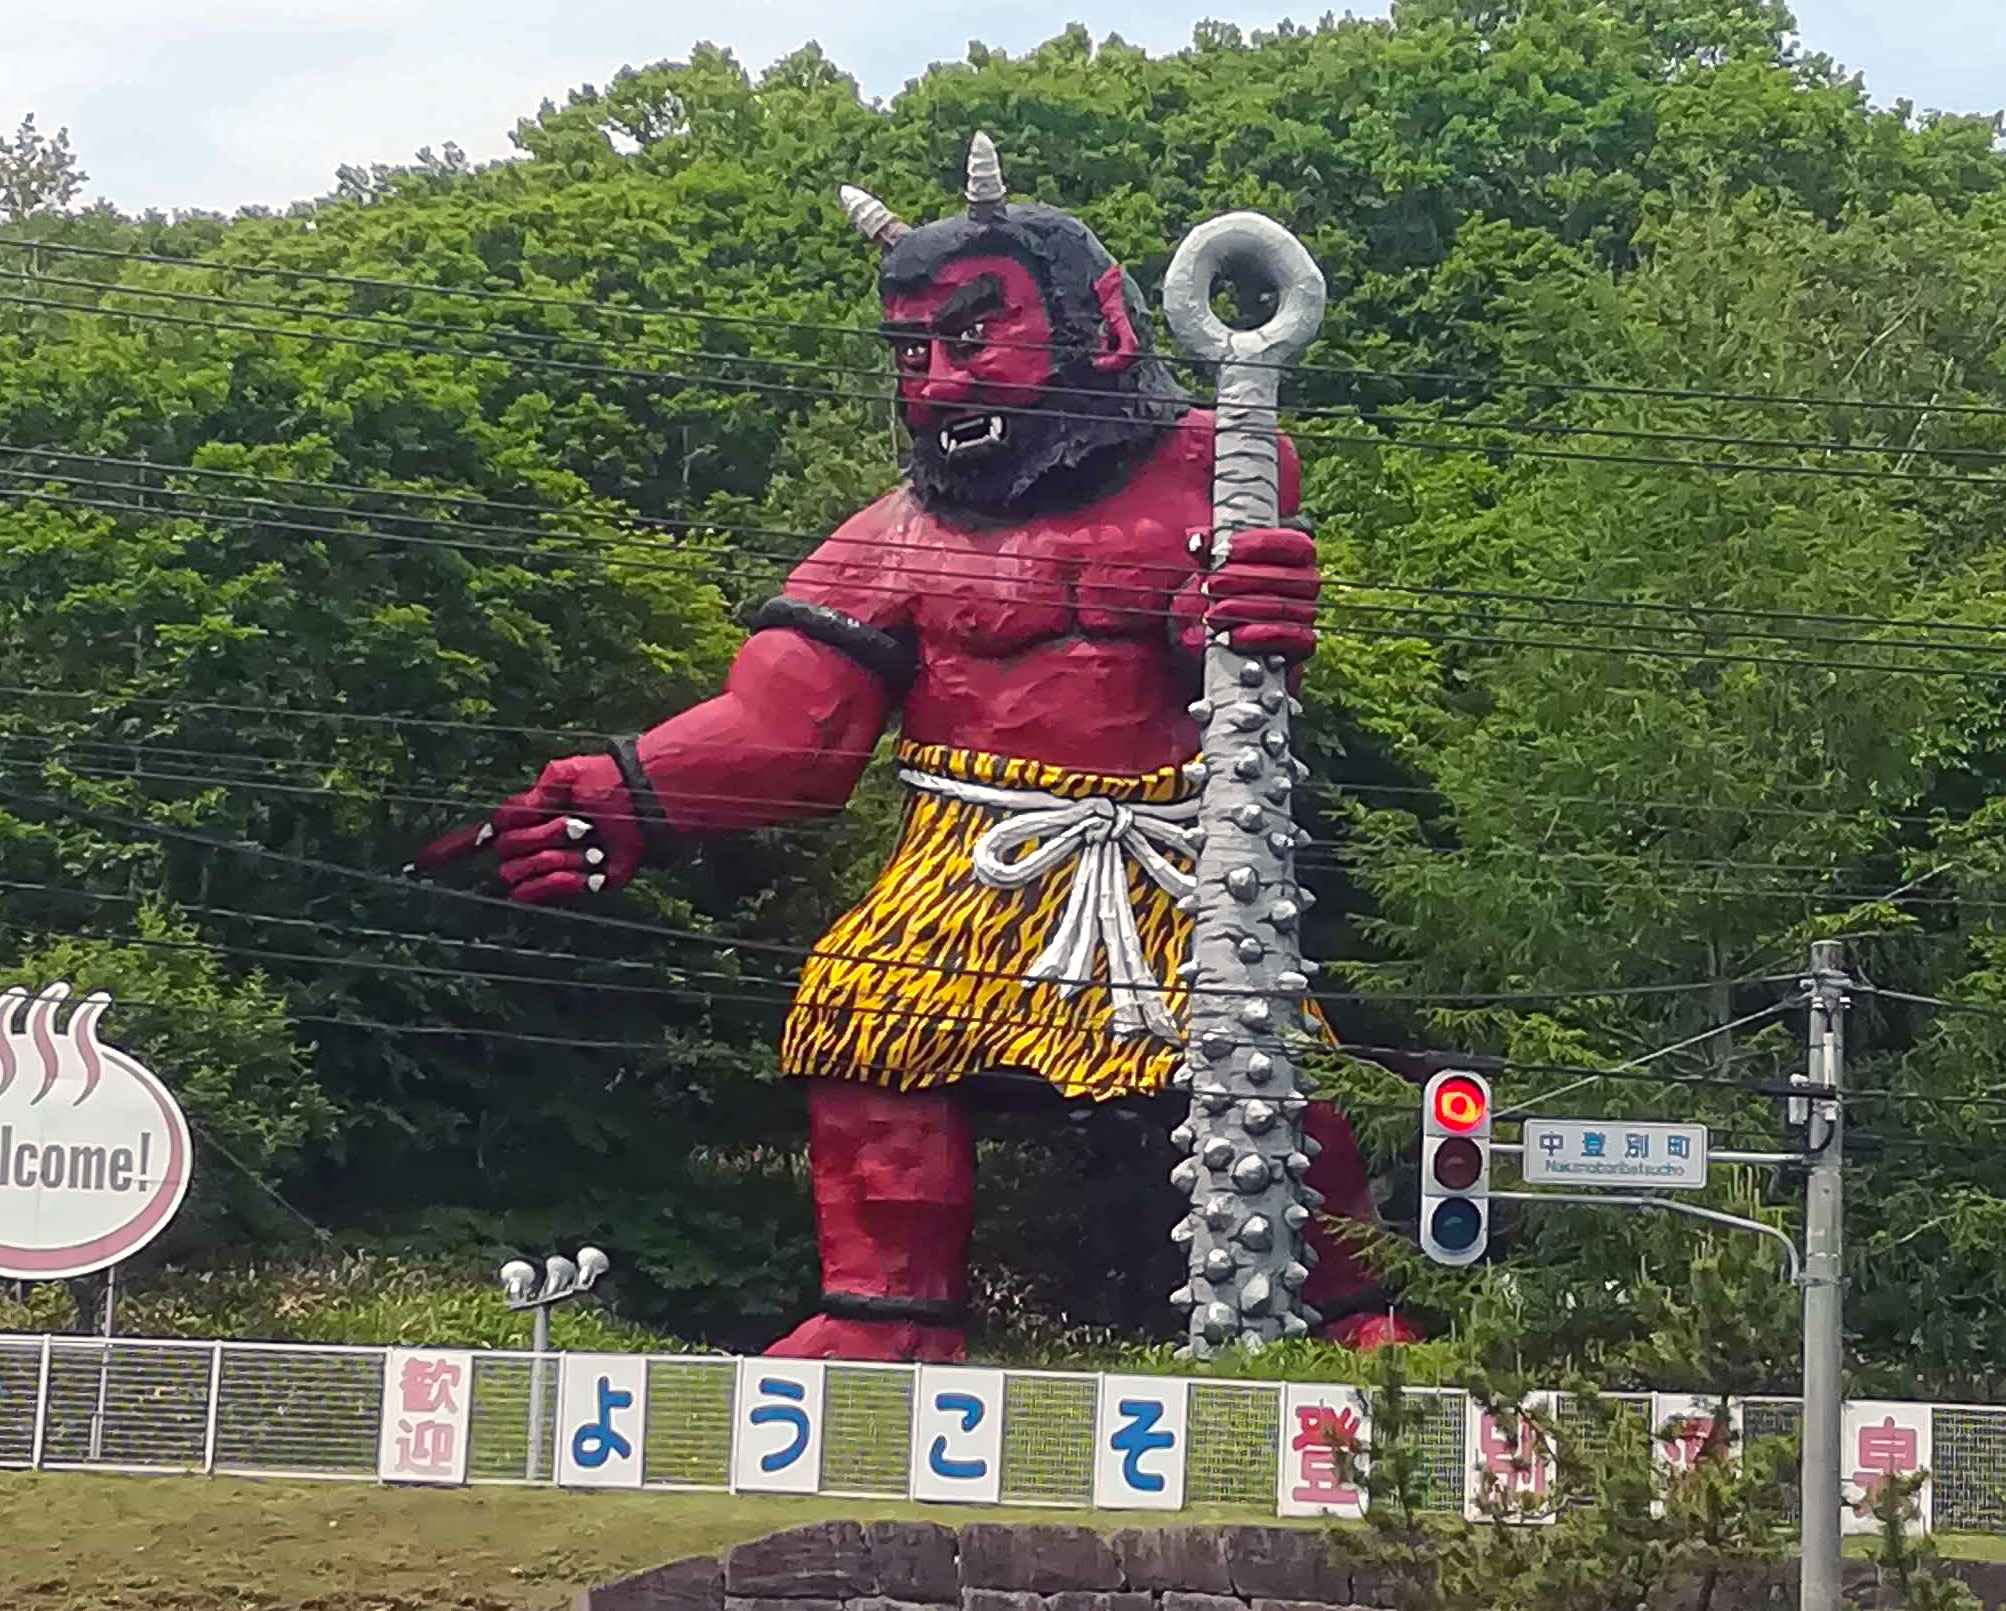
xmin=894 ymin=340 xmax=928 ymax=369
xmin=948 ymin=322 xmax=988 ymax=360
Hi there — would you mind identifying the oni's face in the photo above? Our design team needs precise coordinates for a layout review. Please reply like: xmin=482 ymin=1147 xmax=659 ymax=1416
xmin=882 ymin=254 xmax=1058 ymax=470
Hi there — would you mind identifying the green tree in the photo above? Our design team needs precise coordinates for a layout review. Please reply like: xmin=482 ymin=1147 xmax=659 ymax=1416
xmin=0 ymin=114 xmax=86 ymax=224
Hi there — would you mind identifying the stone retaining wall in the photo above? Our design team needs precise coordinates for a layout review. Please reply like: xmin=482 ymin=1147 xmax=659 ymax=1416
xmin=570 ymin=1518 xmax=2006 ymax=1611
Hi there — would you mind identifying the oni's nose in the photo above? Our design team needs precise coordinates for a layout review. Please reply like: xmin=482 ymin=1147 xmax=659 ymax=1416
xmin=916 ymin=344 xmax=974 ymax=406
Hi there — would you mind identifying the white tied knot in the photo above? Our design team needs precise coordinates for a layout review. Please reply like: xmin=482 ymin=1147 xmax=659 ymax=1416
xmin=899 ymin=770 xmax=1200 ymax=1042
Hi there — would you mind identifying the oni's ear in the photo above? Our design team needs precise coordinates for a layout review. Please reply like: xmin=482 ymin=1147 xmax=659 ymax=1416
xmin=1089 ymin=263 xmax=1142 ymax=374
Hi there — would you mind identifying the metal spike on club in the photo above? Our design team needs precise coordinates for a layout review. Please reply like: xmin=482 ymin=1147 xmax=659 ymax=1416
xmin=1161 ymin=212 xmax=1328 ymax=1358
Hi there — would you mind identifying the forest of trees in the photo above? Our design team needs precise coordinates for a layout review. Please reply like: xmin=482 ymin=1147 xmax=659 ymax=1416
xmin=4 ymin=0 xmax=2006 ymax=1391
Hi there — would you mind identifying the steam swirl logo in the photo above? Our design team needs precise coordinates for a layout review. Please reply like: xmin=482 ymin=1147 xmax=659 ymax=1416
xmin=0 ymin=984 xmax=192 ymax=1280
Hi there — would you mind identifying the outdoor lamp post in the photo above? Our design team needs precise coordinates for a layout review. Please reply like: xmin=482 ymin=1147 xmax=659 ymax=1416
xmin=499 ymin=1245 xmax=610 ymax=1479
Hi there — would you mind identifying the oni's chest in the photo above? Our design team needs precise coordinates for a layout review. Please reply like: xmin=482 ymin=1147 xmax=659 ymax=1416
xmin=905 ymin=507 xmax=1200 ymax=656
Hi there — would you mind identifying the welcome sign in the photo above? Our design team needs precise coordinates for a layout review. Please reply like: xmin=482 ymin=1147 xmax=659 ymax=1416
xmin=0 ymin=984 xmax=193 ymax=1279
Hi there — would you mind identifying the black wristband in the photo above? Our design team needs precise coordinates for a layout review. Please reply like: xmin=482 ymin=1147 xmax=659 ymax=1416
xmin=606 ymin=737 xmax=676 ymax=858
xmin=819 ymin=1290 xmax=965 ymax=1326
xmin=751 ymin=597 xmax=917 ymax=690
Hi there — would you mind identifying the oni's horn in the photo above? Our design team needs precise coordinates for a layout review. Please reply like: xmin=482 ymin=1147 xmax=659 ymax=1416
xmin=839 ymin=184 xmax=910 ymax=250
xmin=965 ymin=130 xmax=1005 ymax=213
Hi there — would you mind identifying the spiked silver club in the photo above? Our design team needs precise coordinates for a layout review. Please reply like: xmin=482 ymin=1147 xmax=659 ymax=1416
xmin=1160 ymin=214 xmax=1329 ymax=1358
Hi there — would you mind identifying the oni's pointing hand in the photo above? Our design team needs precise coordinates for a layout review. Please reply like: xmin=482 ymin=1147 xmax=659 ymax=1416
xmin=409 ymin=752 xmax=650 ymax=905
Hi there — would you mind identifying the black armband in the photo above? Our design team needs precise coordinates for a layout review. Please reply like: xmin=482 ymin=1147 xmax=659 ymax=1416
xmin=606 ymin=737 xmax=676 ymax=858
xmin=751 ymin=597 xmax=917 ymax=690
xmin=819 ymin=1290 xmax=965 ymax=1326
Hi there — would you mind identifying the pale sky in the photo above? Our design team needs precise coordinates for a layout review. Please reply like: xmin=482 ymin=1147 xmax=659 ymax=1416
xmin=4 ymin=1 xmax=1999 ymax=217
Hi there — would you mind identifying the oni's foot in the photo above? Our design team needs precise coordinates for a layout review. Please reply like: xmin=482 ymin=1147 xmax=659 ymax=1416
xmin=765 ymin=1312 xmax=966 ymax=1362
xmin=1321 ymin=1310 xmax=1426 ymax=1350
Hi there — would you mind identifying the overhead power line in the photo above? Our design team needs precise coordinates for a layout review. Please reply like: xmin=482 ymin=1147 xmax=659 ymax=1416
xmin=10 ymin=287 xmax=2006 ymax=493
xmin=0 ymin=781 xmax=1850 ymax=1025
xmin=14 ymin=479 xmax=2006 ymax=689
xmin=13 ymin=267 xmax=2006 ymax=474
xmin=12 ymin=236 xmax=2006 ymax=422
xmin=10 ymin=460 xmax=2006 ymax=662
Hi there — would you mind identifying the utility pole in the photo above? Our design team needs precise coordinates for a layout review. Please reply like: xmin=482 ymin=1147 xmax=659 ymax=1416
xmin=1800 ymin=939 xmax=1849 ymax=1611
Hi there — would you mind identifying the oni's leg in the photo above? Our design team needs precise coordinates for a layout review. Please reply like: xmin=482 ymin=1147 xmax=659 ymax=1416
xmin=1299 ymin=1101 xmax=1424 ymax=1347
xmin=766 ymin=1080 xmax=974 ymax=1362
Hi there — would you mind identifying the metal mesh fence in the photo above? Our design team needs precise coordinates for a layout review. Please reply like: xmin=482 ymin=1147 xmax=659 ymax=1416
xmin=1552 ymin=1390 xmax=1649 ymax=1504
xmin=823 ymin=1365 xmax=914 ymax=1496
xmin=1403 ymin=1387 xmax=1467 ymax=1512
xmin=40 ymin=1338 xmax=211 ymax=1469
xmin=0 ymin=1337 xmax=42 ymax=1466
xmin=1745 ymin=1397 xmax=1803 ymax=1522
xmin=1187 ymin=1381 xmax=1282 ymax=1507
xmin=213 ymin=1344 xmax=380 ymax=1476
xmin=643 ymin=1358 xmax=735 ymax=1490
xmin=465 ymin=1353 xmax=549 ymax=1482
xmin=1000 ymin=1371 xmax=1095 ymax=1506
xmin=1933 ymin=1407 xmax=2006 ymax=1532
xmin=3 ymin=1332 xmax=2006 ymax=1534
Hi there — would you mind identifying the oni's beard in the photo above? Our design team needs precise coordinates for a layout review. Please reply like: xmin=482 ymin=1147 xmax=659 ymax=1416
xmin=904 ymin=352 xmax=1187 ymax=520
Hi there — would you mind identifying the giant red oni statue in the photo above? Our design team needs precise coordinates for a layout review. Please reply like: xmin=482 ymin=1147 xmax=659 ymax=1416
xmin=419 ymin=134 xmax=1417 ymax=1359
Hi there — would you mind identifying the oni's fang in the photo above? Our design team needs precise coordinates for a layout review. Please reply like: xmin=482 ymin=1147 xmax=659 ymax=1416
xmin=0 ymin=983 xmax=192 ymax=1280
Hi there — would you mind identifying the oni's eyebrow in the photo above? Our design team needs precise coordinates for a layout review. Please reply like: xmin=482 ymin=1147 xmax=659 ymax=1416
xmin=877 ymin=276 xmax=1006 ymax=344
xmin=935 ymin=276 xmax=1004 ymax=331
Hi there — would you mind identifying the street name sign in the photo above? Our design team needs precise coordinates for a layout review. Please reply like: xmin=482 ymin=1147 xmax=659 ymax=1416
xmin=1520 ymin=1120 xmax=1708 ymax=1190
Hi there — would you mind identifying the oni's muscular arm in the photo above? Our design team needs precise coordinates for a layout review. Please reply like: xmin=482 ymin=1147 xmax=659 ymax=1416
xmin=414 ymin=500 xmax=914 ymax=904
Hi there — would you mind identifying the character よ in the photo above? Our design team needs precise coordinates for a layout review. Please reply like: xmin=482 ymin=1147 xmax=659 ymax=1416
xmin=419 ymin=134 xmax=1415 ymax=1360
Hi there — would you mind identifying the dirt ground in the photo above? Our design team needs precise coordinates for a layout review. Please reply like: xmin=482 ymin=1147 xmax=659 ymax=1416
xmin=5 ymin=1472 xmax=2001 ymax=1610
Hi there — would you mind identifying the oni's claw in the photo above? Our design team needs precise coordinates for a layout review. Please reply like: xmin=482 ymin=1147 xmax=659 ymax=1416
xmin=475 ymin=823 xmax=496 ymax=847
xmin=565 ymin=818 xmax=591 ymax=841
xmin=585 ymin=847 xmax=606 ymax=867
xmin=587 ymin=873 xmax=606 ymax=893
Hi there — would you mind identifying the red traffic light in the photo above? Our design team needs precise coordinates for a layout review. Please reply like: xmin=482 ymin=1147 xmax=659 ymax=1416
xmin=1431 ymin=1074 xmax=1488 ymax=1134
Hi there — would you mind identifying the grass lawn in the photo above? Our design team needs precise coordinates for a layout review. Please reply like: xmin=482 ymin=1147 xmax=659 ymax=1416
xmin=0 ymin=1474 xmax=1275 ymax=1611
xmin=5 ymin=1472 xmax=2002 ymax=1610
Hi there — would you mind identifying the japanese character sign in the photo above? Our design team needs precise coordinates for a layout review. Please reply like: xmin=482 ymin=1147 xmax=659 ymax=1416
xmin=1650 ymin=1393 xmax=1741 ymax=1515
xmin=556 ymin=1352 xmax=648 ymax=1488
xmin=1521 ymin=1121 xmax=1708 ymax=1189
xmin=732 ymin=1358 xmax=826 ymax=1495
xmin=1842 ymin=1401 xmax=1932 ymax=1536
xmin=1464 ymin=1393 xmax=1558 ymax=1524
xmin=1277 ymin=1383 xmax=1370 ymax=1518
xmin=910 ymin=1365 xmax=1005 ymax=1504
xmin=376 ymin=1347 xmax=473 ymax=1485
xmin=1653 ymin=1393 xmax=1741 ymax=1477
xmin=1093 ymin=1373 xmax=1188 ymax=1510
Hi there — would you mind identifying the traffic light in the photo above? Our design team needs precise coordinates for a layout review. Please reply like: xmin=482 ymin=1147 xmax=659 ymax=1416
xmin=1420 ymin=1070 xmax=1491 ymax=1266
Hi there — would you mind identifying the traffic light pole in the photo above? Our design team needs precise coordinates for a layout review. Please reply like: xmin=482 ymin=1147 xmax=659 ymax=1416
xmin=1800 ymin=940 xmax=1849 ymax=1611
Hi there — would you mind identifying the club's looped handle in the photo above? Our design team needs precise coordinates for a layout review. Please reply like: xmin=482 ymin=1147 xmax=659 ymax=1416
xmin=1162 ymin=211 xmax=1327 ymax=384
xmin=1163 ymin=213 xmax=1326 ymax=550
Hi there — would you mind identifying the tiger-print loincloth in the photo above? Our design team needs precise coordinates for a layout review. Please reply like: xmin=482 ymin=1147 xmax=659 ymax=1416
xmin=779 ymin=741 xmax=1196 ymax=1100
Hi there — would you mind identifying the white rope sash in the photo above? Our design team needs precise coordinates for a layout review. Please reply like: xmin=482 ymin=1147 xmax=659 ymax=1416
xmin=898 ymin=768 xmax=1200 ymax=1042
